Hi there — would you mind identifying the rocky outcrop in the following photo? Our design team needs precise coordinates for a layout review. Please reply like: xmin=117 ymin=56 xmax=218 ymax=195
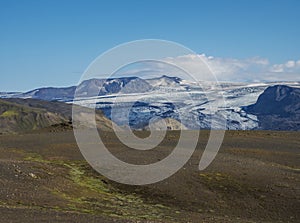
xmin=245 ymin=85 xmax=300 ymax=130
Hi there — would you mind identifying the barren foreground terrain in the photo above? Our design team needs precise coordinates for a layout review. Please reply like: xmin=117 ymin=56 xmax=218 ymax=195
xmin=0 ymin=130 xmax=299 ymax=222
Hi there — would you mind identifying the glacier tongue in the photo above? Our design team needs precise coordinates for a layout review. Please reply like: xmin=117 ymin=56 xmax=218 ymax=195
xmin=71 ymin=81 xmax=273 ymax=130
xmin=72 ymin=80 xmax=300 ymax=130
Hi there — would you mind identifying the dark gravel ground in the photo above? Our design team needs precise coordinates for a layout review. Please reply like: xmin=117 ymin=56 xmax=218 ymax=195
xmin=0 ymin=130 xmax=299 ymax=223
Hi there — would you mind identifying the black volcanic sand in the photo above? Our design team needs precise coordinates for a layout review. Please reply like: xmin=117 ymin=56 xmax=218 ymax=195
xmin=0 ymin=130 xmax=299 ymax=223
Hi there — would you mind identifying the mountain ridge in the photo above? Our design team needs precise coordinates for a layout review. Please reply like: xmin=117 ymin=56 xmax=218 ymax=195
xmin=0 ymin=75 xmax=185 ymax=101
xmin=1 ymin=76 xmax=300 ymax=131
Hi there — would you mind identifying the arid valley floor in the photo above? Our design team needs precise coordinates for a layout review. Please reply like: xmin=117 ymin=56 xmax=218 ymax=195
xmin=0 ymin=130 xmax=299 ymax=223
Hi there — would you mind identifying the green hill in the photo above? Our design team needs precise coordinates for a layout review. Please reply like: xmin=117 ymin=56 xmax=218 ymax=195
xmin=0 ymin=99 xmax=68 ymax=134
xmin=0 ymin=98 xmax=114 ymax=134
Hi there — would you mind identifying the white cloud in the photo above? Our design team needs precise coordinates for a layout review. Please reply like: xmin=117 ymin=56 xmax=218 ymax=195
xmin=118 ymin=54 xmax=300 ymax=82
xmin=269 ymin=60 xmax=300 ymax=74
xmin=161 ymin=54 xmax=272 ymax=82
xmin=162 ymin=55 xmax=300 ymax=82
xmin=285 ymin=60 xmax=295 ymax=68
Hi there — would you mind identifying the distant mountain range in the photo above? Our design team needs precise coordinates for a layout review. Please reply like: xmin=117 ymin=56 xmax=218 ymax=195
xmin=1 ymin=75 xmax=300 ymax=131
xmin=0 ymin=75 xmax=187 ymax=101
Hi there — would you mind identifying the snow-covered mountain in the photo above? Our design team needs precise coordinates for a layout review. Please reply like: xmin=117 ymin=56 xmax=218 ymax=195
xmin=146 ymin=75 xmax=181 ymax=86
xmin=2 ymin=76 xmax=300 ymax=130
xmin=76 ymin=77 xmax=152 ymax=97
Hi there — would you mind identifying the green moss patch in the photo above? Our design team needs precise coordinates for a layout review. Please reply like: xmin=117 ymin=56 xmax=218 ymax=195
xmin=0 ymin=110 xmax=19 ymax=117
xmin=14 ymin=150 xmax=175 ymax=221
xmin=53 ymin=162 xmax=173 ymax=221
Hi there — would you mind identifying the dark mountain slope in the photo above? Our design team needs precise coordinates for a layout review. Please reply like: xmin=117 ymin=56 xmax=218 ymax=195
xmin=4 ymin=98 xmax=74 ymax=119
xmin=245 ymin=85 xmax=300 ymax=130
xmin=0 ymin=99 xmax=68 ymax=134
xmin=0 ymin=98 xmax=115 ymax=134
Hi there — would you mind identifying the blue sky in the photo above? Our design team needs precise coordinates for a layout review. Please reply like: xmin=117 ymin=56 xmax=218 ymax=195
xmin=0 ymin=0 xmax=300 ymax=91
